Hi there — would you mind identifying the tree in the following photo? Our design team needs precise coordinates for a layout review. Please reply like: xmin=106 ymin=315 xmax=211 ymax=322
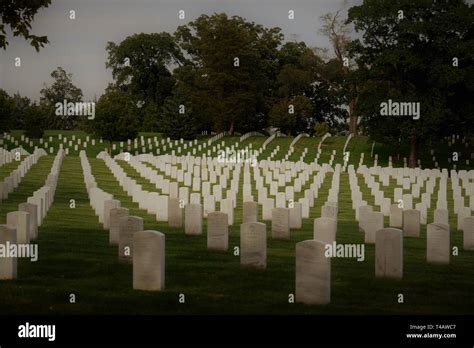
xmin=347 ymin=0 xmax=474 ymax=167
xmin=106 ymin=33 xmax=184 ymax=129
xmin=319 ymin=11 xmax=360 ymax=134
xmin=24 ymin=103 xmax=47 ymax=139
xmin=10 ymin=92 xmax=31 ymax=129
xmin=175 ymin=13 xmax=283 ymax=134
xmin=161 ymin=92 xmax=196 ymax=140
xmin=92 ymin=89 xmax=139 ymax=149
xmin=40 ymin=67 xmax=84 ymax=130
xmin=269 ymin=95 xmax=313 ymax=135
xmin=0 ymin=89 xmax=13 ymax=133
xmin=0 ymin=0 xmax=51 ymax=51
xmin=272 ymin=41 xmax=348 ymax=133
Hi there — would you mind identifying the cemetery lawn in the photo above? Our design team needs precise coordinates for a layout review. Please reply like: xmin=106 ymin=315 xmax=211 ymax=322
xmin=0 ymin=151 xmax=473 ymax=315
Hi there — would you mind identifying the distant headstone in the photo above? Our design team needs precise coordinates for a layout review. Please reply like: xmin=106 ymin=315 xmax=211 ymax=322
xmin=313 ymin=217 xmax=337 ymax=244
xmin=168 ymin=197 xmax=182 ymax=228
xmin=434 ymin=209 xmax=449 ymax=226
xmin=389 ymin=204 xmax=403 ymax=228
xmin=365 ymin=212 xmax=384 ymax=244
xmin=289 ymin=202 xmax=302 ymax=229
xmin=427 ymin=223 xmax=450 ymax=264
xmin=403 ymin=209 xmax=420 ymax=237
xmin=242 ymin=201 xmax=258 ymax=224
xmin=118 ymin=216 xmax=144 ymax=263
xmin=207 ymin=212 xmax=228 ymax=251
xmin=18 ymin=202 xmax=37 ymax=240
xmin=104 ymin=199 xmax=121 ymax=230
xmin=272 ymin=208 xmax=290 ymax=240
xmin=185 ymin=204 xmax=203 ymax=235
xmin=6 ymin=211 xmax=30 ymax=244
xmin=109 ymin=207 xmax=129 ymax=245
xmin=463 ymin=216 xmax=474 ymax=250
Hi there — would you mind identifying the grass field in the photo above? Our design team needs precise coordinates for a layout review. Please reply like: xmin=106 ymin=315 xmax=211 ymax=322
xmin=0 ymin=131 xmax=473 ymax=315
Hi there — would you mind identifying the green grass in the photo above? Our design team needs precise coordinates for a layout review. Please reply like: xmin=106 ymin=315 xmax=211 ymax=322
xmin=0 ymin=149 xmax=472 ymax=315
xmin=0 ymin=130 xmax=473 ymax=315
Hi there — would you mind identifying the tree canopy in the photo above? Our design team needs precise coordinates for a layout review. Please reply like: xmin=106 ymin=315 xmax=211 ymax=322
xmin=0 ymin=0 xmax=51 ymax=51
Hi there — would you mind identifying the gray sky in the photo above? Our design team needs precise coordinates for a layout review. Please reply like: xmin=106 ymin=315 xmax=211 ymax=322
xmin=0 ymin=0 xmax=359 ymax=102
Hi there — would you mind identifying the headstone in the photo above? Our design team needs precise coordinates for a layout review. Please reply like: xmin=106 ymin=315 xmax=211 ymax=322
xmin=133 ymin=230 xmax=165 ymax=291
xmin=220 ymin=198 xmax=234 ymax=225
xmin=289 ymin=202 xmax=302 ymax=229
xmin=185 ymin=204 xmax=203 ymax=235
xmin=403 ymin=209 xmax=420 ymax=237
xmin=375 ymin=228 xmax=403 ymax=279
xmin=18 ymin=202 xmax=37 ymax=240
xmin=207 ymin=212 xmax=228 ymax=251
xmin=168 ymin=197 xmax=182 ymax=228
xmin=240 ymin=222 xmax=266 ymax=270
xmin=156 ymin=195 xmax=169 ymax=222
xmin=434 ymin=209 xmax=449 ymax=226
xmin=463 ymin=216 xmax=474 ymax=250
xmin=364 ymin=211 xmax=384 ymax=244
xmin=104 ymin=199 xmax=121 ymax=229
xmin=313 ymin=217 xmax=337 ymax=244
xmin=321 ymin=204 xmax=338 ymax=220
xmin=389 ymin=204 xmax=403 ymax=228
xmin=109 ymin=207 xmax=129 ymax=245
xmin=6 ymin=211 xmax=30 ymax=244
xmin=295 ymin=240 xmax=331 ymax=305
xmin=0 ymin=225 xmax=17 ymax=279
xmin=358 ymin=205 xmax=373 ymax=232
xmin=427 ymin=223 xmax=450 ymax=264
xmin=242 ymin=201 xmax=258 ymax=224
xmin=457 ymin=207 xmax=471 ymax=231
xmin=272 ymin=208 xmax=290 ymax=240
xmin=118 ymin=216 xmax=144 ymax=263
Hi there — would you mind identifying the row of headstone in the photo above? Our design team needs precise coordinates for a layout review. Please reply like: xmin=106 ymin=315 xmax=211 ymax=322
xmin=0 ymin=150 xmax=65 ymax=280
xmin=0 ymin=149 xmax=46 ymax=202
xmin=0 ymin=147 xmax=29 ymax=166
xmin=79 ymin=151 xmax=120 ymax=226
xmin=99 ymin=152 xmax=171 ymax=222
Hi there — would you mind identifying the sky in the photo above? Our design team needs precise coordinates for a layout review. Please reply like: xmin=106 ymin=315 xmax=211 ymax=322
xmin=0 ymin=0 xmax=360 ymax=102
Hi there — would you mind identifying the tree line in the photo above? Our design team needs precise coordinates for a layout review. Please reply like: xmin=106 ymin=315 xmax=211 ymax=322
xmin=0 ymin=0 xmax=472 ymax=167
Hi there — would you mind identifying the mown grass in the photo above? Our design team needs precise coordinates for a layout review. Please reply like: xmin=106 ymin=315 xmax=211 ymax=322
xmin=0 ymin=147 xmax=472 ymax=315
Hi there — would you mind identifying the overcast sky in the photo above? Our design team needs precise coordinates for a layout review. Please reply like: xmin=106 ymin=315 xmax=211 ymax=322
xmin=0 ymin=0 xmax=361 ymax=102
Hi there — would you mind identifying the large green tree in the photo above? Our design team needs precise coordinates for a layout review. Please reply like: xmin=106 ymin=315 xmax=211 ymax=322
xmin=106 ymin=32 xmax=184 ymax=128
xmin=174 ymin=13 xmax=283 ymax=134
xmin=319 ymin=11 xmax=360 ymax=134
xmin=0 ymin=0 xmax=51 ymax=51
xmin=91 ymin=89 xmax=139 ymax=149
xmin=269 ymin=95 xmax=313 ymax=135
xmin=348 ymin=0 xmax=474 ymax=167
xmin=161 ymin=92 xmax=196 ymax=140
xmin=40 ymin=67 xmax=84 ymax=130
xmin=10 ymin=92 xmax=31 ymax=129
xmin=272 ymin=41 xmax=347 ymax=134
xmin=0 ymin=89 xmax=14 ymax=133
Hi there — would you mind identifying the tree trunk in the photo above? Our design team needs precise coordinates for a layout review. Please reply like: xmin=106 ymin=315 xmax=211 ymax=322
xmin=408 ymin=132 xmax=417 ymax=168
xmin=348 ymin=98 xmax=358 ymax=134
xmin=228 ymin=120 xmax=235 ymax=136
